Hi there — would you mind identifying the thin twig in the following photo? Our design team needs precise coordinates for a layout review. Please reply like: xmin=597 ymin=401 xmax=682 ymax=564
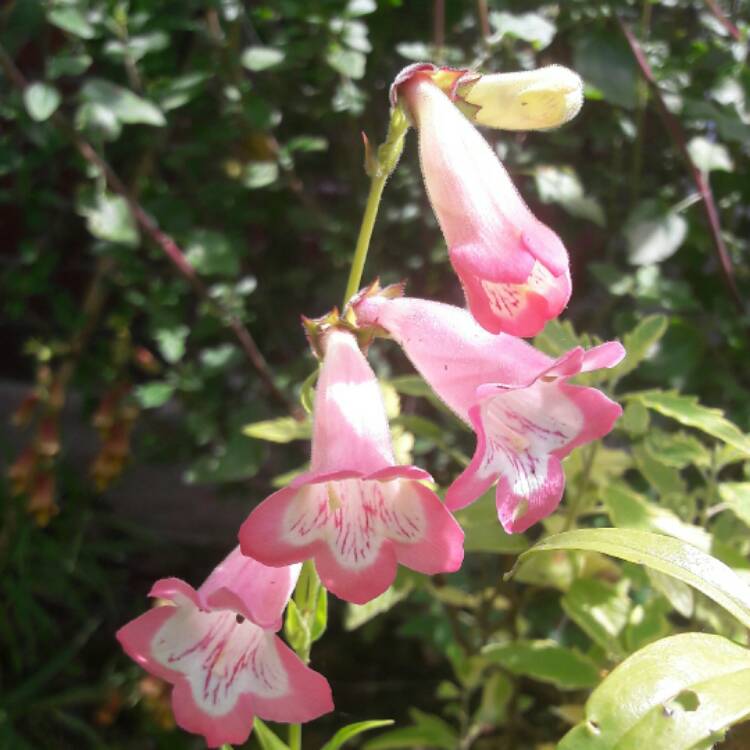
xmin=0 ymin=43 xmax=292 ymax=411
xmin=618 ymin=18 xmax=745 ymax=315
xmin=433 ymin=0 xmax=445 ymax=61
xmin=476 ymin=0 xmax=491 ymax=41
xmin=703 ymin=0 xmax=743 ymax=42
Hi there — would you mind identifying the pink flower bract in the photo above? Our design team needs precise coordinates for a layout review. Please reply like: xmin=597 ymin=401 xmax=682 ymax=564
xmin=396 ymin=69 xmax=572 ymax=337
xmin=355 ymin=295 xmax=624 ymax=533
xmin=116 ymin=548 xmax=331 ymax=748
xmin=239 ymin=329 xmax=464 ymax=604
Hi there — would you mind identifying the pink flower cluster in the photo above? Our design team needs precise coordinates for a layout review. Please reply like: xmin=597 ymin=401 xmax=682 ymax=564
xmin=118 ymin=62 xmax=624 ymax=747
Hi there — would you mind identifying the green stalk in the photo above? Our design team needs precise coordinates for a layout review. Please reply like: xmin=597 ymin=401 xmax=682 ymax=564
xmin=289 ymin=723 xmax=302 ymax=750
xmin=342 ymin=106 xmax=410 ymax=307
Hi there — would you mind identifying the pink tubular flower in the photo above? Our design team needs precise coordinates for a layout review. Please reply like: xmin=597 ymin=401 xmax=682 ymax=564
xmin=354 ymin=295 xmax=625 ymax=533
xmin=116 ymin=547 xmax=332 ymax=748
xmin=239 ymin=329 xmax=464 ymax=604
xmin=394 ymin=67 xmax=572 ymax=337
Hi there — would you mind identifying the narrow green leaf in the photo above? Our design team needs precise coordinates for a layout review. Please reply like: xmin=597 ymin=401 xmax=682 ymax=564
xmin=628 ymin=390 xmax=750 ymax=455
xmin=558 ymin=634 xmax=750 ymax=750
xmin=283 ymin=600 xmax=308 ymax=653
xmin=321 ymin=720 xmax=394 ymax=750
xmin=454 ymin=494 xmax=529 ymax=554
xmin=482 ymin=640 xmax=600 ymax=690
xmin=511 ymin=528 xmax=750 ymax=629
xmin=253 ymin=718 xmax=290 ymax=750
xmin=309 ymin=587 xmax=328 ymax=643
xmin=345 ymin=580 xmax=413 ymax=630
xmin=364 ymin=710 xmax=457 ymax=750
xmin=243 ymin=416 xmax=311 ymax=443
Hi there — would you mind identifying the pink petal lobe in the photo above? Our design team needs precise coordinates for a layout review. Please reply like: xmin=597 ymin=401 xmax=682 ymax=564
xmin=399 ymin=74 xmax=571 ymax=336
xmin=311 ymin=329 xmax=394 ymax=475
xmin=241 ymin=471 xmax=464 ymax=604
xmin=199 ymin=546 xmax=301 ymax=631
xmin=118 ymin=574 xmax=333 ymax=747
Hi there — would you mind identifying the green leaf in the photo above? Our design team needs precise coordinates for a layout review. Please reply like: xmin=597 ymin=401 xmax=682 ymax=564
xmin=573 ymin=32 xmax=638 ymax=109
xmin=490 ymin=11 xmax=557 ymax=49
xmin=604 ymin=484 xmax=710 ymax=548
xmin=48 ymin=7 xmax=95 ymax=38
xmin=184 ymin=434 xmax=264 ymax=483
xmin=718 ymin=483 xmax=750 ymax=527
xmin=243 ymin=416 xmax=311 ymax=443
xmin=511 ymin=528 xmax=750 ymax=629
xmin=454 ymin=494 xmax=529 ymax=554
xmin=345 ymin=579 xmax=413 ymax=630
xmin=613 ymin=315 xmax=668 ymax=380
xmin=241 ymin=46 xmax=285 ymax=71
xmin=621 ymin=401 xmax=650 ymax=435
xmin=561 ymin=579 xmax=630 ymax=656
xmin=243 ymin=161 xmax=279 ymax=189
xmin=326 ymin=45 xmax=366 ymax=79
xmin=23 ymin=82 xmax=61 ymax=122
xmin=558 ymin=634 xmax=750 ymax=750
xmin=82 ymin=193 xmax=139 ymax=246
xmin=624 ymin=202 xmax=688 ymax=266
xmin=628 ymin=390 xmax=750 ymax=455
xmin=81 ymin=79 xmax=165 ymax=126
xmin=632 ymin=444 xmax=687 ymax=498
xmin=643 ymin=430 xmax=709 ymax=469
xmin=184 ymin=229 xmax=239 ymax=276
xmin=534 ymin=165 xmax=605 ymax=227
xmin=135 ymin=381 xmax=174 ymax=409
xmin=347 ymin=0 xmax=377 ymax=16
xmin=155 ymin=326 xmax=189 ymax=364
xmin=299 ymin=369 xmax=318 ymax=414
xmin=253 ymin=718 xmax=290 ymax=750
xmin=309 ymin=587 xmax=328 ymax=643
xmin=534 ymin=318 xmax=584 ymax=358
xmin=482 ymin=640 xmax=600 ymax=690
xmin=321 ymin=720 xmax=395 ymax=750
xmin=363 ymin=709 xmax=458 ymax=750
xmin=47 ymin=53 xmax=92 ymax=78
xmin=283 ymin=600 xmax=308 ymax=653
xmin=687 ymin=136 xmax=734 ymax=172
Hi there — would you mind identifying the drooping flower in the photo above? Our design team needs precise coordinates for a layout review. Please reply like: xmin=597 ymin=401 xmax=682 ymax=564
xmin=116 ymin=547 xmax=332 ymax=748
xmin=393 ymin=65 xmax=575 ymax=337
xmin=239 ymin=328 xmax=464 ymax=604
xmin=354 ymin=294 xmax=624 ymax=533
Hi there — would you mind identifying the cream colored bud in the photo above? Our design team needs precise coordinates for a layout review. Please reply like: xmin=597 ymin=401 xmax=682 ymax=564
xmin=459 ymin=64 xmax=584 ymax=131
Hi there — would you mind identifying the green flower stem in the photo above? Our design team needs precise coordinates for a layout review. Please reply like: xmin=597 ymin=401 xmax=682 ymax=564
xmin=342 ymin=106 xmax=410 ymax=307
xmin=289 ymin=723 xmax=302 ymax=750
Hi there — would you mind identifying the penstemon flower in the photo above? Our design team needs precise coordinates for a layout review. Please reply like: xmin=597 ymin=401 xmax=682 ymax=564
xmin=117 ymin=547 xmax=332 ymax=748
xmin=239 ymin=328 xmax=464 ymax=604
xmin=354 ymin=293 xmax=624 ymax=533
xmin=391 ymin=64 xmax=579 ymax=337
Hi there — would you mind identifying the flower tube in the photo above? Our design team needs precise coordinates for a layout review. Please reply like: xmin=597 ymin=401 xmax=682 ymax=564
xmin=239 ymin=329 xmax=464 ymax=604
xmin=117 ymin=548 xmax=331 ymax=748
xmin=394 ymin=66 xmax=574 ymax=337
xmin=355 ymin=294 xmax=624 ymax=533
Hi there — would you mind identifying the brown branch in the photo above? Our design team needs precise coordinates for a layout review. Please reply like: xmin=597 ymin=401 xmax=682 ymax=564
xmin=618 ymin=18 xmax=745 ymax=315
xmin=433 ymin=0 xmax=445 ymax=60
xmin=476 ymin=0 xmax=491 ymax=42
xmin=703 ymin=0 xmax=743 ymax=42
xmin=0 ymin=43 xmax=292 ymax=412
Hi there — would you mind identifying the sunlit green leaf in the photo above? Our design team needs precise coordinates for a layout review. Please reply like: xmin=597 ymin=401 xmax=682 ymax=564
xmin=253 ymin=718 xmax=290 ymax=750
xmin=558 ymin=634 xmax=750 ymax=750
xmin=490 ymin=11 xmax=556 ymax=49
xmin=512 ymin=528 xmax=750 ymax=628
xmin=363 ymin=709 xmax=458 ymax=749
xmin=718 ymin=483 xmax=750 ymax=527
xmin=243 ymin=416 xmax=311 ymax=443
xmin=81 ymin=79 xmax=165 ymax=126
xmin=628 ymin=390 xmax=750 ymax=455
xmin=483 ymin=640 xmax=600 ymax=690
xmin=48 ymin=7 xmax=95 ymax=38
xmin=24 ymin=82 xmax=61 ymax=122
xmin=241 ymin=46 xmax=285 ymax=71
xmin=625 ymin=202 xmax=688 ymax=266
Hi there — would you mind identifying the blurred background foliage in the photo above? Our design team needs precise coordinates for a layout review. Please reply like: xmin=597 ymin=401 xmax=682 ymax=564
xmin=1 ymin=0 xmax=750 ymax=748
